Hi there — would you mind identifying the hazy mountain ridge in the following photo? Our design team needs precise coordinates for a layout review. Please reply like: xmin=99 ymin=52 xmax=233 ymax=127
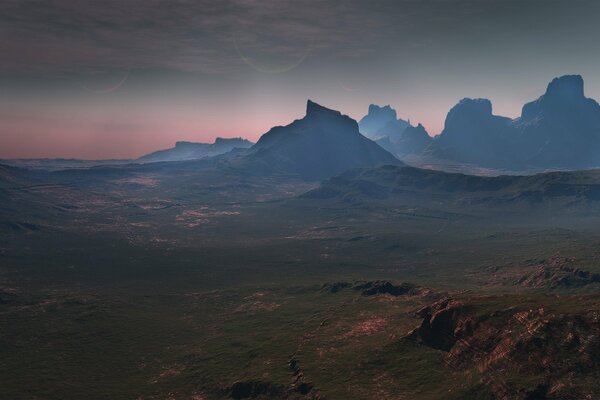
xmin=358 ymin=104 xmax=429 ymax=158
xmin=422 ymin=75 xmax=600 ymax=170
xmin=302 ymin=164 xmax=600 ymax=213
xmin=1 ymin=139 xmax=254 ymax=170
xmin=358 ymin=104 xmax=410 ymax=138
xmin=138 ymin=137 xmax=254 ymax=163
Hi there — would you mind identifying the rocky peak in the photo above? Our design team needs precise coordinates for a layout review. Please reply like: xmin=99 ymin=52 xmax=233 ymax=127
xmin=174 ymin=141 xmax=203 ymax=148
xmin=358 ymin=104 xmax=403 ymax=138
xmin=213 ymin=137 xmax=252 ymax=146
xmin=544 ymin=74 xmax=585 ymax=101
xmin=450 ymin=98 xmax=493 ymax=117
xmin=409 ymin=123 xmax=429 ymax=136
xmin=442 ymin=98 xmax=495 ymax=134
xmin=305 ymin=99 xmax=343 ymax=118
xmin=520 ymin=74 xmax=598 ymax=122
xmin=367 ymin=104 xmax=397 ymax=121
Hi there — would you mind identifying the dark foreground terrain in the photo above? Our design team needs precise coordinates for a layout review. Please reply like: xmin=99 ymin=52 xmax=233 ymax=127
xmin=2 ymin=161 xmax=600 ymax=399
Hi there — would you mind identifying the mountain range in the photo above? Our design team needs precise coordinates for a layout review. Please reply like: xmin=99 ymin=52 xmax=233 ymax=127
xmin=6 ymin=75 xmax=599 ymax=176
xmin=369 ymin=74 xmax=600 ymax=171
xmin=138 ymin=137 xmax=254 ymax=163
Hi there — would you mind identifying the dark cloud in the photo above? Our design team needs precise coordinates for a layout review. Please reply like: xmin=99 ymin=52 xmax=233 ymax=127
xmin=4 ymin=0 xmax=600 ymax=159
xmin=0 ymin=0 xmax=369 ymax=73
xmin=3 ymin=0 xmax=545 ymax=74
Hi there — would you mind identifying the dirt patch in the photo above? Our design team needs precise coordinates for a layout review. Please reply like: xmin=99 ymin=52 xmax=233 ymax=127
xmin=343 ymin=317 xmax=388 ymax=338
xmin=236 ymin=293 xmax=280 ymax=312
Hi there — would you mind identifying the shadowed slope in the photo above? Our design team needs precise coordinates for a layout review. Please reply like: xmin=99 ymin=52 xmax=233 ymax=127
xmin=238 ymin=100 xmax=402 ymax=180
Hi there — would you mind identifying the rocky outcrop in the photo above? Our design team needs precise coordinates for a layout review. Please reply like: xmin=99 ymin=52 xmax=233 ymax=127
xmin=407 ymin=298 xmax=471 ymax=351
xmin=353 ymin=281 xmax=416 ymax=296
xmin=320 ymin=280 xmax=417 ymax=296
xmin=320 ymin=281 xmax=352 ymax=293
xmin=517 ymin=254 xmax=600 ymax=288
xmin=406 ymin=296 xmax=600 ymax=399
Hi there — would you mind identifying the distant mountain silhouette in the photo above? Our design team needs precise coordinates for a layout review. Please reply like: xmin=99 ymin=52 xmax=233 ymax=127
xmin=139 ymin=137 xmax=253 ymax=163
xmin=237 ymin=100 xmax=402 ymax=180
xmin=424 ymin=98 xmax=517 ymax=168
xmin=377 ymin=123 xmax=432 ymax=158
xmin=358 ymin=104 xmax=429 ymax=159
xmin=358 ymin=105 xmax=403 ymax=137
xmin=514 ymin=75 xmax=600 ymax=168
xmin=424 ymin=75 xmax=600 ymax=170
xmin=358 ymin=104 xmax=411 ymax=139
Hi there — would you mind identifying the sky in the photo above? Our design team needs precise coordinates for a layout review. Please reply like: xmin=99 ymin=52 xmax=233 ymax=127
xmin=2 ymin=0 xmax=600 ymax=159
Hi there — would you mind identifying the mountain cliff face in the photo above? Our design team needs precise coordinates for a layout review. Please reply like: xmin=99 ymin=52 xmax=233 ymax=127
xmin=425 ymin=75 xmax=600 ymax=170
xmin=139 ymin=137 xmax=253 ymax=163
xmin=426 ymin=98 xmax=517 ymax=168
xmin=514 ymin=75 xmax=600 ymax=168
xmin=240 ymin=100 xmax=402 ymax=180
xmin=406 ymin=296 xmax=600 ymax=400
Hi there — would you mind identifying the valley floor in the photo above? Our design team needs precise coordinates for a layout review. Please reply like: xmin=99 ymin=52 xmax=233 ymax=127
xmin=2 ymin=165 xmax=600 ymax=399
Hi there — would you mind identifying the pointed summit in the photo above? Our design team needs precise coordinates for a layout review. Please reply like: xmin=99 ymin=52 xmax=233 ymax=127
xmin=244 ymin=101 xmax=402 ymax=180
xmin=414 ymin=123 xmax=427 ymax=132
xmin=306 ymin=99 xmax=342 ymax=118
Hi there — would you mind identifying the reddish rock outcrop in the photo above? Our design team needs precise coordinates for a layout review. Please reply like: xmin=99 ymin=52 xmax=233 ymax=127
xmin=407 ymin=297 xmax=600 ymax=399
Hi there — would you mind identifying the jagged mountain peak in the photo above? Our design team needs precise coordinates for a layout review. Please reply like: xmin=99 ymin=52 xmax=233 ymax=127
xmin=367 ymin=104 xmax=397 ymax=120
xmin=306 ymin=99 xmax=343 ymax=118
xmin=411 ymin=123 xmax=428 ymax=133
xmin=358 ymin=103 xmax=409 ymax=140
